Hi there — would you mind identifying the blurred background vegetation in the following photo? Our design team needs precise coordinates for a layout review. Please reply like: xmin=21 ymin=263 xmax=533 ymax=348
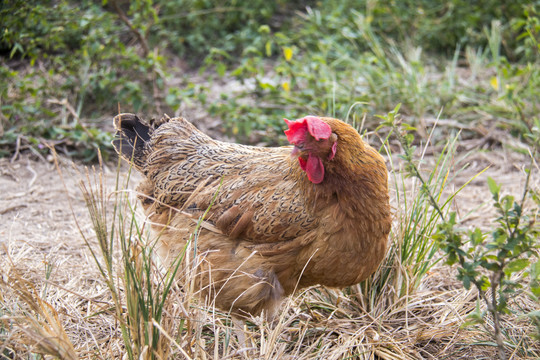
xmin=0 ymin=0 xmax=538 ymax=161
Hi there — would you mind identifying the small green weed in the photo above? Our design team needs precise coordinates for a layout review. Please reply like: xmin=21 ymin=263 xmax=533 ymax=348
xmin=357 ymin=105 xmax=485 ymax=311
xmin=1 ymin=1 xmax=539 ymax=158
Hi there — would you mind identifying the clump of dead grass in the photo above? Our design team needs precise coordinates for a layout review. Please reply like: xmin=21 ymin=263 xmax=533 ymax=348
xmin=0 ymin=265 xmax=77 ymax=359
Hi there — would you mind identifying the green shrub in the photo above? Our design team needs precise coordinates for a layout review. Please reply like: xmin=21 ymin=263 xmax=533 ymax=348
xmin=156 ymin=0 xmax=290 ymax=61
xmin=0 ymin=0 xmax=166 ymax=160
xmin=307 ymin=0 xmax=534 ymax=58
xmin=389 ymin=105 xmax=540 ymax=359
xmin=0 ymin=0 xmax=539 ymax=159
xmin=203 ymin=1 xmax=539 ymax=144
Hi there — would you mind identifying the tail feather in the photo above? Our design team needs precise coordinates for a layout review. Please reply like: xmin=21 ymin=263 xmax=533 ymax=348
xmin=112 ymin=113 xmax=155 ymax=170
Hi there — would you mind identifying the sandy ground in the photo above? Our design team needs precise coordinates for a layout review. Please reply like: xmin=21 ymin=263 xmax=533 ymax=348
xmin=0 ymin=154 xmax=147 ymax=298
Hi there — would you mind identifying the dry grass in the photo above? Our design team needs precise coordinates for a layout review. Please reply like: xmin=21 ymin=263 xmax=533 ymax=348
xmin=0 ymin=148 xmax=538 ymax=359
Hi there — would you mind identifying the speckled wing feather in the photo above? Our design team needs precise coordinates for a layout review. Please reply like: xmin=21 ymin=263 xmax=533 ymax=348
xmin=139 ymin=116 xmax=317 ymax=244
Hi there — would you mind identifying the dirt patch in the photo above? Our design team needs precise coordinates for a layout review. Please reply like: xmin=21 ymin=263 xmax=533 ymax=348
xmin=0 ymin=157 xmax=138 ymax=303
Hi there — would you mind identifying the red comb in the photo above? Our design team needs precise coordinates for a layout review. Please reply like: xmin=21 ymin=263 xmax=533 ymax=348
xmin=284 ymin=116 xmax=331 ymax=144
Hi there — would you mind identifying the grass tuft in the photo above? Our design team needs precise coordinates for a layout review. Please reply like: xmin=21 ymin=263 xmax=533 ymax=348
xmin=0 ymin=266 xmax=77 ymax=359
xmin=77 ymin=155 xmax=189 ymax=360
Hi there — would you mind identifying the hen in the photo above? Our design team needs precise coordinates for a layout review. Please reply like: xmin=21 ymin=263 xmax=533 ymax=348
xmin=112 ymin=113 xmax=391 ymax=318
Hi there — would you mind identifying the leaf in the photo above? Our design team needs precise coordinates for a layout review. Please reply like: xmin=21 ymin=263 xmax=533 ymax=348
xmin=216 ymin=63 xmax=226 ymax=77
xmin=470 ymin=228 xmax=484 ymax=245
xmin=259 ymin=82 xmax=276 ymax=90
xmin=283 ymin=47 xmax=293 ymax=62
xmin=531 ymin=260 xmax=540 ymax=279
xmin=258 ymin=24 xmax=270 ymax=34
xmin=265 ymin=41 xmax=272 ymax=57
xmin=479 ymin=275 xmax=490 ymax=291
xmin=165 ymin=93 xmax=178 ymax=107
xmin=391 ymin=103 xmax=402 ymax=114
xmin=446 ymin=252 xmax=457 ymax=265
xmin=462 ymin=275 xmax=471 ymax=290
xmin=504 ymin=259 xmax=530 ymax=275
xmin=465 ymin=300 xmax=485 ymax=325
xmin=484 ymin=262 xmax=500 ymax=272
xmin=401 ymin=123 xmax=417 ymax=132
xmin=487 ymin=177 xmax=500 ymax=197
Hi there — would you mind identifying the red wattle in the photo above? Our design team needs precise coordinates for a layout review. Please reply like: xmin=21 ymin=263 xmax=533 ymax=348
xmin=303 ymin=154 xmax=324 ymax=184
xmin=298 ymin=156 xmax=307 ymax=170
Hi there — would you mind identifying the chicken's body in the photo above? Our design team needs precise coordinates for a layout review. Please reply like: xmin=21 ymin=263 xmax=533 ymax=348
xmin=113 ymin=114 xmax=391 ymax=317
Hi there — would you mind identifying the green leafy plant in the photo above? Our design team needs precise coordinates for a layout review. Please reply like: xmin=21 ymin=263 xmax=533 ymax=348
xmin=156 ymin=0 xmax=290 ymax=60
xmin=388 ymin=104 xmax=540 ymax=359
xmin=356 ymin=105 xmax=485 ymax=311
xmin=0 ymin=0 xmax=167 ymax=160
xmin=2 ymin=0 xmax=540 ymax=159
xmin=476 ymin=18 xmax=540 ymax=143
xmin=435 ymin=175 xmax=539 ymax=359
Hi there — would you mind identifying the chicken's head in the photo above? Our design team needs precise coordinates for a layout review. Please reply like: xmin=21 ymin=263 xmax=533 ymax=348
xmin=284 ymin=116 xmax=338 ymax=184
